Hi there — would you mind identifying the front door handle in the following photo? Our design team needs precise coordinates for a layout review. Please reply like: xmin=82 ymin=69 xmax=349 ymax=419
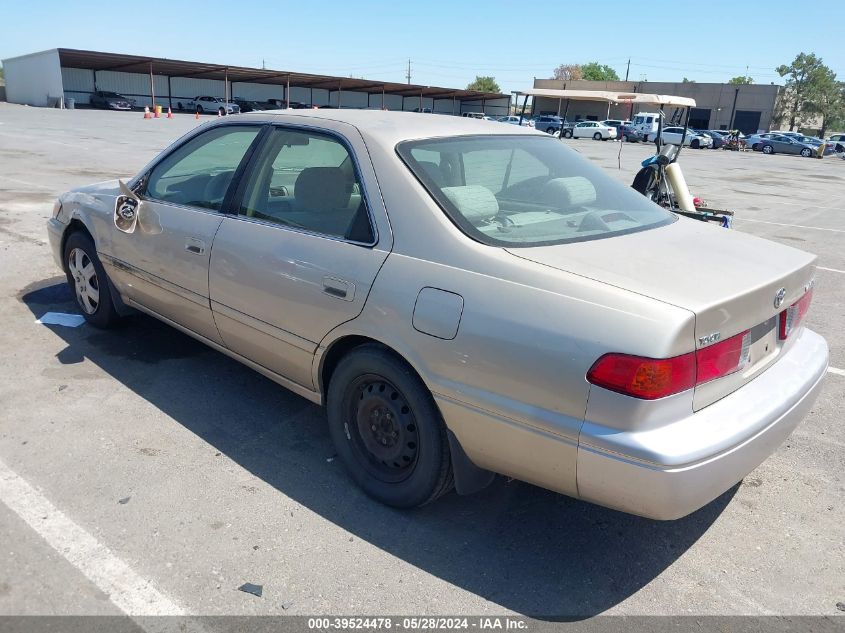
xmin=322 ymin=276 xmax=354 ymax=301
xmin=185 ymin=238 xmax=206 ymax=255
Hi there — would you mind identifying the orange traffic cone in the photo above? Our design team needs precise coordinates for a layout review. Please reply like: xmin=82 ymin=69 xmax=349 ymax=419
xmin=217 ymin=110 xmax=221 ymax=118
xmin=195 ymin=110 xmax=200 ymax=120
xmin=167 ymin=107 xmax=173 ymax=119
xmin=143 ymin=106 xmax=151 ymax=119
xmin=154 ymin=106 xmax=160 ymax=118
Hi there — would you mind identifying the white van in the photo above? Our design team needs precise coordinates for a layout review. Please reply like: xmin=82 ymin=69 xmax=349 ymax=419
xmin=631 ymin=112 xmax=662 ymax=142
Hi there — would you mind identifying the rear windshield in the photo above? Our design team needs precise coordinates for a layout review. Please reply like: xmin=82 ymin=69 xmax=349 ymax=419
xmin=396 ymin=134 xmax=674 ymax=247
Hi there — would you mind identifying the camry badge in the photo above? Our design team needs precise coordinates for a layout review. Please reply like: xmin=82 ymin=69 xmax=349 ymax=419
xmin=774 ymin=287 xmax=787 ymax=309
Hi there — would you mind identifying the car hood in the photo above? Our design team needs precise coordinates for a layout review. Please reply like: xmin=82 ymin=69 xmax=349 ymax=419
xmin=505 ymin=216 xmax=817 ymax=343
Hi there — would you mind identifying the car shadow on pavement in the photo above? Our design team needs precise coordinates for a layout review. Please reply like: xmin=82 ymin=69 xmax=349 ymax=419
xmin=22 ymin=279 xmax=734 ymax=619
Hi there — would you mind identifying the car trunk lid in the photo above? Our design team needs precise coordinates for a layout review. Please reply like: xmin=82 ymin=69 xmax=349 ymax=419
xmin=506 ymin=217 xmax=817 ymax=409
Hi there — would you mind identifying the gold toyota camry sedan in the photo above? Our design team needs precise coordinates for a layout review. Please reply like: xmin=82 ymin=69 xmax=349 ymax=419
xmin=47 ymin=111 xmax=828 ymax=519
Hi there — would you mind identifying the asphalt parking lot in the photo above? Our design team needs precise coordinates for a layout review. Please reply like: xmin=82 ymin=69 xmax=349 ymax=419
xmin=0 ymin=103 xmax=843 ymax=620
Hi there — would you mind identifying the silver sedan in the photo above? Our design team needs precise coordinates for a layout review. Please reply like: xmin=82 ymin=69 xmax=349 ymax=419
xmin=47 ymin=111 xmax=828 ymax=519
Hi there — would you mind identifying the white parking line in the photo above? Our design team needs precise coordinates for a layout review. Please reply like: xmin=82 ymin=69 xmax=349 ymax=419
xmin=829 ymin=367 xmax=845 ymax=377
xmin=818 ymin=266 xmax=845 ymax=274
xmin=0 ymin=456 xmax=185 ymax=616
xmin=735 ymin=218 xmax=845 ymax=233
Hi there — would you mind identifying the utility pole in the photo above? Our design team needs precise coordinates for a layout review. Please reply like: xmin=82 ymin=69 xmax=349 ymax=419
xmin=406 ymin=59 xmax=412 ymax=85
xmin=624 ymin=58 xmax=630 ymax=81
xmin=262 ymin=59 xmax=266 ymax=70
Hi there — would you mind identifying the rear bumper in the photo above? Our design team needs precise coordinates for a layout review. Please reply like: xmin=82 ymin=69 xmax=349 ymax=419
xmin=576 ymin=328 xmax=829 ymax=520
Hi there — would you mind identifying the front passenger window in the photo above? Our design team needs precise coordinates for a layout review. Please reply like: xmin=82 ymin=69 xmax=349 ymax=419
xmin=238 ymin=128 xmax=374 ymax=243
xmin=146 ymin=126 xmax=260 ymax=210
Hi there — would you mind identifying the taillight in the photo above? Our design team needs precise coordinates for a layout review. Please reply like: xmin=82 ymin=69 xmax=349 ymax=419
xmin=695 ymin=330 xmax=751 ymax=383
xmin=779 ymin=289 xmax=813 ymax=340
xmin=587 ymin=353 xmax=695 ymax=400
xmin=588 ymin=330 xmax=752 ymax=399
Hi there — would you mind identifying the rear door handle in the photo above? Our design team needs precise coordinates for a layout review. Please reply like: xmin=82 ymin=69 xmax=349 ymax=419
xmin=322 ymin=276 xmax=354 ymax=301
xmin=185 ymin=238 xmax=206 ymax=255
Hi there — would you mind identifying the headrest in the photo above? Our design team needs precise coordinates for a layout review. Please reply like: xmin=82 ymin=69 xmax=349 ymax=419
xmin=441 ymin=185 xmax=499 ymax=221
xmin=294 ymin=167 xmax=350 ymax=210
xmin=542 ymin=176 xmax=597 ymax=208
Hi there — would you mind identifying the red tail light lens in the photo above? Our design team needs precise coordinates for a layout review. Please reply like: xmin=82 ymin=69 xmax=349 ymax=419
xmin=588 ymin=331 xmax=752 ymax=399
xmin=587 ymin=353 xmax=696 ymax=400
xmin=696 ymin=330 xmax=751 ymax=384
xmin=779 ymin=289 xmax=813 ymax=340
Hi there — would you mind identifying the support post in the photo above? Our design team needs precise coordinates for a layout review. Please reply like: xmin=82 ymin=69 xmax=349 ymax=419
xmin=729 ymin=87 xmax=739 ymax=130
xmin=286 ymin=75 xmax=290 ymax=109
xmin=149 ymin=62 xmax=155 ymax=109
xmin=167 ymin=76 xmax=172 ymax=111
xmin=381 ymin=85 xmax=385 ymax=110
xmin=518 ymin=93 xmax=529 ymax=125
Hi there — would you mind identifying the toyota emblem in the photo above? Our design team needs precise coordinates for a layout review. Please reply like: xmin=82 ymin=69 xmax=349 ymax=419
xmin=774 ymin=287 xmax=787 ymax=309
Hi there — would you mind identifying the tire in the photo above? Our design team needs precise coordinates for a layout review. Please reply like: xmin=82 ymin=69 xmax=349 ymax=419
xmin=563 ymin=129 xmax=573 ymax=138
xmin=63 ymin=232 xmax=119 ymax=329
xmin=218 ymin=107 xmax=226 ymax=116
xmin=643 ymin=134 xmax=649 ymax=143
xmin=593 ymin=132 xmax=602 ymax=140
xmin=327 ymin=344 xmax=453 ymax=508
xmin=762 ymin=144 xmax=774 ymax=155
xmin=622 ymin=135 xmax=628 ymax=142
xmin=177 ymin=102 xmax=184 ymax=111
xmin=197 ymin=105 xmax=204 ymax=114
xmin=546 ymin=127 xmax=557 ymax=135
xmin=691 ymin=139 xmax=700 ymax=149
xmin=800 ymin=148 xmax=812 ymax=158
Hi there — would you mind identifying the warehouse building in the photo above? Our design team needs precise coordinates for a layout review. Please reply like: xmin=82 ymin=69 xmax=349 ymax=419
xmin=1 ymin=48 xmax=510 ymax=116
xmin=528 ymin=78 xmax=782 ymax=134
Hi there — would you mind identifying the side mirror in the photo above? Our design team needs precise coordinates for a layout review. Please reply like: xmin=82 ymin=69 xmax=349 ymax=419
xmin=115 ymin=180 xmax=141 ymax=233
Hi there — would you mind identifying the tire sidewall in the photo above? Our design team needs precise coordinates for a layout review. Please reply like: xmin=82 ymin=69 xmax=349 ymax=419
xmin=63 ymin=232 xmax=116 ymax=328
xmin=763 ymin=145 xmax=773 ymax=154
xmin=326 ymin=346 xmax=449 ymax=508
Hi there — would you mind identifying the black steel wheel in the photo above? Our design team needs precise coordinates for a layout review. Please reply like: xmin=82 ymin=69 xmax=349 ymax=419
xmin=327 ymin=344 xmax=453 ymax=507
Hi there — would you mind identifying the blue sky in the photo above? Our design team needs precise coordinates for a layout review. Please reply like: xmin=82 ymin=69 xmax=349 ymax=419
xmin=3 ymin=0 xmax=844 ymax=96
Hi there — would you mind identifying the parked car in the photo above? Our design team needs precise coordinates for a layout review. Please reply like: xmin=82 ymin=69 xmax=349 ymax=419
xmin=748 ymin=133 xmax=817 ymax=157
xmin=46 ymin=111 xmax=828 ymax=519
xmin=89 ymin=91 xmax=134 ymax=111
xmin=233 ymin=98 xmax=267 ymax=114
xmin=692 ymin=129 xmax=724 ymax=149
xmin=534 ymin=115 xmax=565 ymax=134
xmin=566 ymin=121 xmax=618 ymax=140
xmin=660 ymin=127 xmax=713 ymax=148
xmin=461 ymin=112 xmax=486 ymax=119
xmin=793 ymin=135 xmax=835 ymax=155
xmin=178 ymin=96 xmax=241 ymax=115
xmin=829 ymin=133 xmax=845 ymax=152
xmin=497 ymin=116 xmax=529 ymax=126
xmin=601 ymin=119 xmax=631 ymax=139
xmin=619 ymin=124 xmax=643 ymax=143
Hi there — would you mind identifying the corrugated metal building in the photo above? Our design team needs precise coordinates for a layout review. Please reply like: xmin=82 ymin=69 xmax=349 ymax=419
xmin=529 ymin=78 xmax=782 ymax=134
xmin=1 ymin=48 xmax=510 ymax=115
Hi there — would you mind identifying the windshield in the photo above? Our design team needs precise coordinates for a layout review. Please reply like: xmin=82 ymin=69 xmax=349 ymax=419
xmin=397 ymin=135 xmax=674 ymax=247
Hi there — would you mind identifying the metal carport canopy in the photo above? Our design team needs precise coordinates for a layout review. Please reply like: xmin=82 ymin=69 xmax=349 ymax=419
xmin=55 ymin=48 xmax=507 ymax=102
xmin=513 ymin=88 xmax=696 ymax=107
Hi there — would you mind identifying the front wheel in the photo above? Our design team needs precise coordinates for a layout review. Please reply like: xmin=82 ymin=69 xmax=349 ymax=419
xmin=762 ymin=144 xmax=774 ymax=155
xmin=218 ymin=107 xmax=226 ymax=116
xmin=800 ymin=148 xmax=812 ymax=158
xmin=327 ymin=344 xmax=453 ymax=508
xmin=63 ymin=232 xmax=119 ymax=328
xmin=691 ymin=139 xmax=700 ymax=149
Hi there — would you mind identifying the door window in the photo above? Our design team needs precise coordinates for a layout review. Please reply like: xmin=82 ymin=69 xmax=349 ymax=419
xmin=145 ymin=126 xmax=261 ymax=210
xmin=237 ymin=127 xmax=374 ymax=243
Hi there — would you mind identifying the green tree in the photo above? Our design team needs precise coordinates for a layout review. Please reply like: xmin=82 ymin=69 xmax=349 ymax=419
xmin=776 ymin=52 xmax=832 ymax=131
xmin=682 ymin=77 xmax=695 ymax=83
xmin=805 ymin=73 xmax=844 ymax=138
xmin=552 ymin=64 xmax=582 ymax=81
xmin=466 ymin=76 xmax=501 ymax=93
xmin=580 ymin=62 xmax=619 ymax=81
xmin=728 ymin=75 xmax=754 ymax=85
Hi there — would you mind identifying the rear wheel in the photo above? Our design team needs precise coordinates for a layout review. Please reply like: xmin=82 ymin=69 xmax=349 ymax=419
xmin=218 ymin=107 xmax=226 ymax=116
xmin=593 ymin=132 xmax=602 ymax=140
xmin=327 ymin=344 xmax=453 ymax=508
xmin=563 ymin=129 xmax=573 ymax=138
xmin=800 ymin=148 xmax=812 ymax=158
xmin=762 ymin=144 xmax=774 ymax=155
xmin=546 ymin=127 xmax=557 ymax=135
xmin=63 ymin=232 xmax=119 ymax=328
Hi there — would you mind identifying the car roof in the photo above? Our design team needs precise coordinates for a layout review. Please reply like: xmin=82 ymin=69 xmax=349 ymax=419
xmin=231 ymin=110 xmax=541 ymax=145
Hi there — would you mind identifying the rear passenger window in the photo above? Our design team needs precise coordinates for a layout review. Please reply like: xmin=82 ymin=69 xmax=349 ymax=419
xmin=146 ymin=126 xmax=260 ymax=210
xmin=238 ymin=128 xmax=374 ymax=243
